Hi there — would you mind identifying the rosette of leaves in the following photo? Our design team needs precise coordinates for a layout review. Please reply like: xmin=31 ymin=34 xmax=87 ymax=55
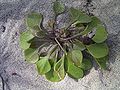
xmin=19 ymin=1 xmax=109 ymax=82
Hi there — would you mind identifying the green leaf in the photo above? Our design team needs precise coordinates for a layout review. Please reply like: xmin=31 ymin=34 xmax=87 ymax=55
xmin=96 ymin=56 xmax=108 ymax=70
xmin=81 ymin=16 xmax=103 ymax=35
xmin=72 ymin=22 xmax=85 ymax=30
xmin=47 ymin=44 xmax=58 ymax=57
xmin=20 ymin=30 xmax=34 ymax=50
xmin=67 ymin=59 xmax=83 ymax=79
xmin=45 ymin=68 xmax=61 ymax=82
xmin=45 ymin=59 xmax=61 ymax=82
xmin=79 ymin=59 xmax=92 ymax=70
xmin=92 ymin=25 xmax=108 ymax=43
xmin=70 ymin=7 xmax=91 ymax=23
xmin=87 ymin=43 xmax=109 ymax=58
xmin=53 ymin=1 xmax=65 ymax=15
xmin=64 ymin=55 xmax=68 ymax=72
xmin=29 ymin=37 xmax=50 ymax=49
xmin=72 ymin=21 xmax=84 ymax=27
xmin=73 ymin=40 xmax=86 ymax=51
xmin=30 ymin=25 xmax=45 ymax=38
xmin=67 ymin=50 xmax=83 ymax=67
xmin=49 ymin=48 xmax=59 ymax=63
xmin=54 ymin=55 xmax=65 ymax=80
xmin=24 ymin=48 xmax=39 ymax=63
xmin=26 ymin=12 xmax=43 ymax=29
xmin=36 ymin=56 xmax=51 ymax=75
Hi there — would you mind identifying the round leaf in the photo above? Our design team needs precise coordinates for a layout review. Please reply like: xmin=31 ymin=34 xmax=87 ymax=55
xmin=67 ymin=59 xmax=83 ymax=79
xmin=30 ymin=25 xmax=45 ymax=38
xmin=20 ymin=31 xmax=34 ymax=50
xmin=79 ymin=59 xmax=92 ymax=70
xmin=92 ymin=25 xmax=108 ymax=43
xmin=96 ymin=56 xmax=108 ymax=70
xmin=36 ymin=57 xmax=51 ymax=75
xmin=24 ymin=48 xmax=39 ymax=63
xmin=26 ymin=12 xmax=43 ymax=29
xmin=87 ymin=43 xmax=109 ymax=58
xmin=45 ymin=68 xmax=61 ymax=82
xmin=73 ymin=40 xmax=86 ymax=51
xmin=70 ymin=7 xmax=91 ymax=23
xmin=53 ymin=1 xmax=65 ymax=15
xmin=29 ymin=37 xmax=48 ymax=49
xmin=81 ymin=16 xmax=103 ymax=35
xmin=67 ymin=50 xmax=83 ymax=67
xmin=45 ymin=59 xmax=61 ymax=82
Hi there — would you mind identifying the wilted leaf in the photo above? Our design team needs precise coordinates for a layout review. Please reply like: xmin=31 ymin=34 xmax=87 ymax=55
xmin=47 ymin=20 xmax=55 ymax=29
xmin=20 ymin=30 xmax=34 ymax=50
xmin=92 ymin=25 xmax=108 ymax=43
xmin=67 ymin=50 xmax=83 ymax=67
xmin=70 ymin=7 xmax=91 ymax=23
xmin=73 ymin=40 xmax=86 ymax=51
xmin=79 ymin=59 xmax=92 ymax=70
xmin=53 ymin=1 xmax=65 ymax=15
xmin=67 ymin=59 xmax=83 ymax=79
xmin=54 ymin=55 xmax=65 ymax=79
xmin=87 ymin=43 xmax=109 ymax=58
xmin=24 ymin=48 xmax=39 ymax=63
xmin=26 ymin=12 xmax=43 ymax=29
xmin=36 ymin=56 xmax=51 ymax=75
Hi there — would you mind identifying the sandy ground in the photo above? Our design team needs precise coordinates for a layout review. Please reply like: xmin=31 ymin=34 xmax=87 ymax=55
xmin=0 ymin=0 xmax=120 ymax=90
